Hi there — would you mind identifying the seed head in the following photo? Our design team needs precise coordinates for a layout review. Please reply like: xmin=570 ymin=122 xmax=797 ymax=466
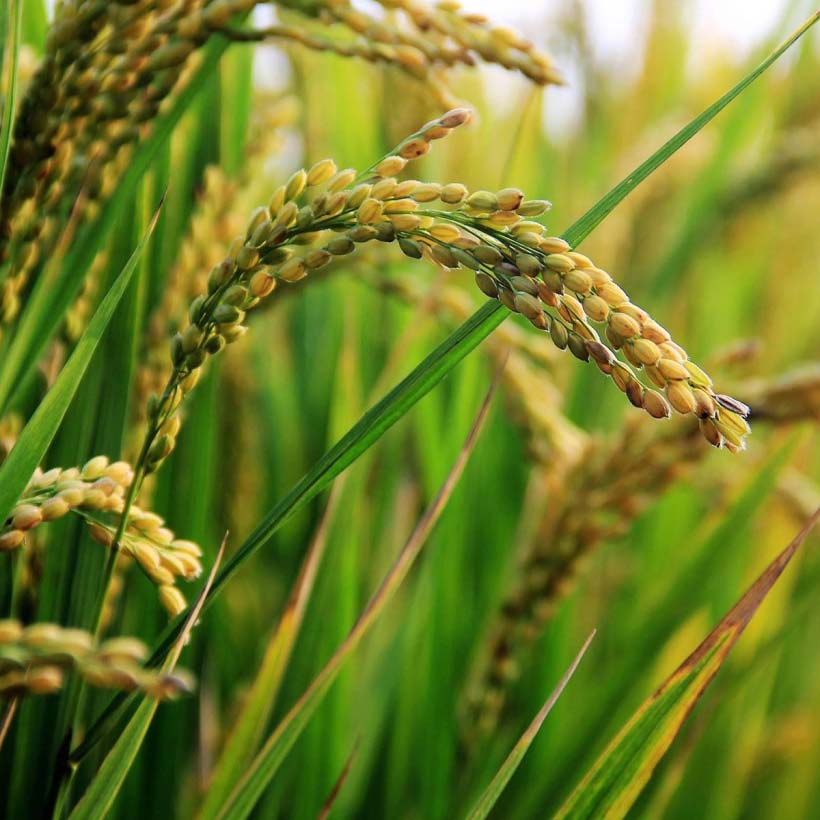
xmin=374 ymin=156 xmax=407 ymax=177
xmin=306 ymin=158 xmax=338 ymax=186
xmin=642 ymin=389 xmax=672 ymax=419
xmin=12 ymin=504 xmax=43 ymax=531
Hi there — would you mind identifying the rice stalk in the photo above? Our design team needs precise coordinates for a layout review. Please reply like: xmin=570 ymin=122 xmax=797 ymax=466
xmin=295 ymin=117 xmax=749 ymax=450
xmin=0 ymin=0 xmax=558 ymax=327
xmin=0 ymin=456 xmax=202 ymax=618
xmin=131 ymin=95 xmax=298 ymax=451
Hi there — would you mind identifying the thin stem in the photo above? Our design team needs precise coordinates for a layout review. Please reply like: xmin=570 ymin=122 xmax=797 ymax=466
xmin=0 ymin=696 xmax=18 ymax=751
xmin=53 ymin=409 xmax=162 ymax=816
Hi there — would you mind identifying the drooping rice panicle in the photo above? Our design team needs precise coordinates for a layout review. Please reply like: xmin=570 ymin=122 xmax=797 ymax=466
xmin=129 ymin=107 xmax=475 ymax=486
xmin=372 ymin=0 xmax=563 ymax=86
xmin=0 ymin=619 xmax=193 ymax=699
xmin=1 ymin=0 xmax=212 ymax=320
xmin=238 ymin=0 xmax=562 ymax=107
xmin=126 ymin=106 xmax=749 ymax=506
xmin=0 ymin=0 xmax=560 ymax=327
xmin=0 ymin=456 xmax=202 ymax=619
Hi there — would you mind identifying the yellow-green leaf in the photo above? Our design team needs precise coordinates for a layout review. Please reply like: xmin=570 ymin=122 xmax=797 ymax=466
xmin=554 ymin=506 xmax=820 ymax=820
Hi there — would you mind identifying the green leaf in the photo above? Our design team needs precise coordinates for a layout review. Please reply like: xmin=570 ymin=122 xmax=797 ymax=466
xmin=561 ymin=11 xmax=820 ymax=247
xmin=0 ymin=0 xmax=21 ymax=201
xmin=197 ymin=484 xmax=345 ymax=819
xmin=464 ymin=630 xmax=596 ymax=820
xmin=554 ymin=506 xmax=820 ymax=820
xmin=67 ymin=537 xmax=226 ymax=820
xmin=70 ymin=10 xmax=817 ymax=763
xmin=200 ymin=378 xmax=499 ymax=820
xmin=0 ymin=201 xmax=162 ymax=526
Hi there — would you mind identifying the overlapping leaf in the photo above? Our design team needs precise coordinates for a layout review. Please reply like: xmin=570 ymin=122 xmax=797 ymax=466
xmin=554 ymin=507 xmax=820 ymax=820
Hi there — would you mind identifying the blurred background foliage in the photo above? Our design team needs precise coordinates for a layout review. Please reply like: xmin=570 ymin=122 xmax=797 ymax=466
xmin=1 ymin=0 xmax=820 ymax=818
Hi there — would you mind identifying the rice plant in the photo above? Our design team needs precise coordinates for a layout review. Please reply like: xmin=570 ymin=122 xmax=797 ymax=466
xmin=1 ymin=1 xmax=819 ymax=818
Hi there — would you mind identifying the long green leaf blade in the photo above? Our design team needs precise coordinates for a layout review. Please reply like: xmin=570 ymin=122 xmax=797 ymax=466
xmin=67 ymin=537 xmax=226 ymax=820
xmin=464 ymin=630 xmax=596 ymax=820
xmin=0 ymin=202 xmax=162 ymax=525
xmin=0 ymin=0 xmax=21 ymax=200
xmin=562 ymin=12 xmax=820 ymax=247
xmin=554 ymin=506 xmax=820 ymax=820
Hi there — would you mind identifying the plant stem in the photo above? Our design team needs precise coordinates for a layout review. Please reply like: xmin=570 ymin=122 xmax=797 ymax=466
xmin=0 ymin=696 xmax=18 ymax=751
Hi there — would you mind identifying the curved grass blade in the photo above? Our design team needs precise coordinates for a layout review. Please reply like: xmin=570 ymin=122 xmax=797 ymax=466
xmin=562 ymin=11 xmax=820 ymax=247
xmin=554 ymin=506 xmax=820 ymax=820
xmin=70 ymin=12 xmax=817 ymax=762
xmin=464 ymin=630 xmax=596 ymax=820
xmin=202 ymin=376 xmax=499 ymax=820
xmin=67 ymin=536 xmax=226 ymax=820
xmin=0 ymin=199 xmax=163 ymax=525
xmin=0 ymin=0 xmax=21 ymax=201
xmin=198 ymin=484 xmax=345 ymax=819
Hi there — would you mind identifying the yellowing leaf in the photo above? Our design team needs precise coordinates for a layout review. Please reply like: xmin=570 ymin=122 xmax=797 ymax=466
xmin=555 ymin=506 xmax=820 ymax=820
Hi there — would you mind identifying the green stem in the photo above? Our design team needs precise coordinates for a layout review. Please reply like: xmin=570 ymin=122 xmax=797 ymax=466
xmin=52 ymin=414 xmax=158 ymax=818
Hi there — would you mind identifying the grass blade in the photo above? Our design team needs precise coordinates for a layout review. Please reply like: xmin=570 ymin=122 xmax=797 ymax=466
xmin=0 ymin=0 xmax=21 ymax=201
xmin=202 ymin=374 xmax=500 ymax=820
xmin=200 ymin=304 xmax=505 ymax=614
xmin=464 ymin=630 xmax=596 ymax=820
xmin=0 ymin=199 xmax=162 ymax=525
xmin=317 ymin=739 xmax=360 ymax=820
xmin=198 ymin=484 xmax=345 ymax=817
xmin=562 ymin=11 xmax=820 ymax=247
xmin=554 ymin=506 xmax=820 ymax=820
xmin=67 ymin=536 xmax=226 ymax=820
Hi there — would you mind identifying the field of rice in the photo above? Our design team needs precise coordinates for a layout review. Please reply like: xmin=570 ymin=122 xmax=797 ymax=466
xmin=1 ymin=2 xmax=819 ymax=818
